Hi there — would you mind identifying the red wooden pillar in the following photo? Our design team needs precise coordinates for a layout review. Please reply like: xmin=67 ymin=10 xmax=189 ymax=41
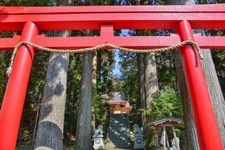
xmin=176 ymin=20 xmax=223 ymax=150
xmin=0 ymin=22 xmax=38 ymax=149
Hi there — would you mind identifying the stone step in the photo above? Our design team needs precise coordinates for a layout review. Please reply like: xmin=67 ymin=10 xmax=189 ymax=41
xmin=106 ymin=114 xmax=131 ymax=150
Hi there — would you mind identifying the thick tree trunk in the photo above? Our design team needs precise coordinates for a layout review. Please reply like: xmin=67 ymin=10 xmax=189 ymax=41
xmin=34 ymin=1 xmax=72 ymax=150
xmin=34 ymin=36 xmax=70 ymax=150
xmin=92 ymin=52 xmax=97 ymax=129
xmin=92 ymin=53 xmax=97 ymax=88
xmin=167 ymin=0 xmax=225 ymax=148
xmin=174 ymin=52 xmax=199 ymax=150
xmin=34 ymin=53 xmax=69 ymax=150
xmin=138 ymin=54 xmax=146 ymax=126
xmin=144 ymin=52 xmax=158 ymax=123
xmin=75 ymin=52 xmax=93 ymax=150
xmin=201 ymin=49 xmax=225 ymax=144
xmin=144 ymin=52 xmax=158 ymax=149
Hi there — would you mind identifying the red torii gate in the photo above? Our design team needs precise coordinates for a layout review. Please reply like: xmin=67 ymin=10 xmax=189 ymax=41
xmin=0 ymin=4 xmax=225 ymax=150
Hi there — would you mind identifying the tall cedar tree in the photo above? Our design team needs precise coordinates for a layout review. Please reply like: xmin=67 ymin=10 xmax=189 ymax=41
xmin=34 ymin=0 xmax=72 ymax=149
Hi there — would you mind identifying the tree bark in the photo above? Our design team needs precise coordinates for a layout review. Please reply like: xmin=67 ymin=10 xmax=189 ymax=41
xmin=174 ymin=51 xmax=199 ymax=150
xmin=144 ymin=52 xmax=158 ymax=123
xmin=138 ymin=54 xmax=146 ymax=126
xmin=144 ymin=52 xmax=158 ymax=149
xmin=34 ymin=1 xmax=72 ymax=150
xmin=167 ymin=0 xmax=225 ymax=148
xmin=34 ymin=37 xmax=70 ymax=150
xmin=92 ymin=52 xmax=97 ymax=89
xmin=91 ymin=52 xmax=97 ymax=129
xmin=200 ymin=49 xmax=225 ymax=145
xmin=75 ymin=52 xmax=93 ymax=150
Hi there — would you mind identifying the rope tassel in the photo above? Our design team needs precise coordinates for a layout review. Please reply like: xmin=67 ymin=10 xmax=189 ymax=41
xmin=6 ymin=40 xmax=203 ymax=76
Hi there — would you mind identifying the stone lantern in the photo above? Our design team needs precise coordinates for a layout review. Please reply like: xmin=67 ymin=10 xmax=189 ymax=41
xmin=93 ymin=125 xmax=105 ymax=150
xmin=133 ymin=124 xmax=145 ymax=149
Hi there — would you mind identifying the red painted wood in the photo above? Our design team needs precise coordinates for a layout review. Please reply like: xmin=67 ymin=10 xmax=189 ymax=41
xmin=0 ymin=13 xmax=225 ymax=31
xmin=1 ymin=4 xmax=225 ymax=14
xmin=0 ymin=22 xmax=38 ymax=149
xmin=1 ymin=34 xmax=225 ymax=50
xmin=176 ymin=20 xmax=223 ymax=150
xmin=0 ymin=5 xmax=225 ymax=31
xmin=0 ymin=35 xmax=21 ymax=50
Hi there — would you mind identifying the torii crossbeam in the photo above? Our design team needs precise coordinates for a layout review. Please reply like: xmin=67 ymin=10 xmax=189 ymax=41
xmin=0 ymin=4 xmax=225 ymax=150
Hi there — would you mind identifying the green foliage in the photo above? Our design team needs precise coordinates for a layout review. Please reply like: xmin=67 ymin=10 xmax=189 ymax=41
xmin=27 ymin=52 xmax=49 ymax=102
xmin=64 ymin=54 xmax=82 ymax=133
xmin=156 ymin=51 xmax=177 ymax=88
xmin=84 ymin=0 xmax=115 ymax=5
xmin=94 ymin=50 xmax=115 ymax=133
xmin=93 ymin=94 xmax=108 ymax=125
xmin=198 ymin=0 xmax=209 ymax=3
xmin=209 ymin=29 xmax=225 ymax=95
xmin=118 ymin=52 xmax=139 ymax=103
xmin=152 ymin=86 xmax=183 ymax=120
xmin=212 ymin=50 xmax=225 ymax=96
xmin=0 ymin=32 xmax=15 ymax=104
xmin=21 ymin=130 xmax=31 ymax=141
xmin=151 ymin=85 xmax=186 ymax=142
xmin=0 ymin=0 xmax=56 ymax=6
xmin=96 ymin=51 xmax=115 ymax=93
xmin=217 ymin=0 xmax=225 ymax=3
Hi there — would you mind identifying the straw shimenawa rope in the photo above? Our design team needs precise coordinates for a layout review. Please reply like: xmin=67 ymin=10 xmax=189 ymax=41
xmin=6 ymin=40 xmax=203 ymax=76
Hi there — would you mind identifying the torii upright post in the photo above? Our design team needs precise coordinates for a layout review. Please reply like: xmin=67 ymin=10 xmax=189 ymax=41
xmin=0 ymin=22 xmax=38 ymax=149
xmin=176 ymin=20 xmax=223 ymax=150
